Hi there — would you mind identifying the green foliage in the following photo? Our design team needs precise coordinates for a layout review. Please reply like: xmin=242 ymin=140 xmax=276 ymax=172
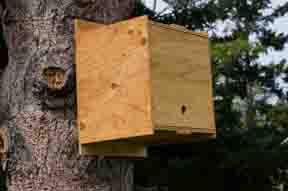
xmin=268 ymin=104 xmax=288 ymax=129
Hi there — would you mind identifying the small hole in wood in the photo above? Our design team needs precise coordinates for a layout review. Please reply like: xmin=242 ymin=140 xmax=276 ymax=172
xmin=181 ymin=105 xmax=187 ymax=115
xmin=128 ymin=29 xmax=134 ymax=35
xmin=141 ymin=37 xmax=147 ymax=46
xmin=111 ymin=83 xmax=120 ymax=89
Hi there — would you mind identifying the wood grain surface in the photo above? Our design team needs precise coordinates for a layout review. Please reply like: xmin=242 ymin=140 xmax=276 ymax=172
xmin=76 ymin=16 xmax=154 ymax=144
xmin=76 ymin=16 xmax=216 ymax=153
xmin=149 ymin=22 xmax=215 ymax=132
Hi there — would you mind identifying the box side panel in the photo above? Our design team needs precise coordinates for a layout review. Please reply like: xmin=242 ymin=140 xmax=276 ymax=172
xmin=149 ymin=24 xmax=216 ymax=134
xmin=75 ymin=16 xmax=154 ymax=144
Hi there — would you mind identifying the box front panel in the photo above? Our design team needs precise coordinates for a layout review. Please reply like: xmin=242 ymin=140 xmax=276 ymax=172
xmin=76 ymin=17 xmax=154 ymax=144
xmin=150 ymin=23 xmax=216 ymax=134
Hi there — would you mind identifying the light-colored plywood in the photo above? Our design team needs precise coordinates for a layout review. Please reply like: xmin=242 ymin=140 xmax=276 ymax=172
xmin=75 ymin=16 xmax=216 ymax=157
xmin=149 ymin=22 xmax=215 ymax=133
xmin=76 ymin=16 xmax=154 ymax=145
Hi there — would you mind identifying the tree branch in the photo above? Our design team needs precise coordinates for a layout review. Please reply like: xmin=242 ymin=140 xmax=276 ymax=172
xmin=71 ymin=0 xmax=135 ymax=24
xmin=3 ymin=0 xmax=135 ymax=24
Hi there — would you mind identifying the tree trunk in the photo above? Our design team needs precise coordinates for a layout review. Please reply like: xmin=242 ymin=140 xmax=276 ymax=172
xmin=0 ymin=1 xmax=135 ymax=191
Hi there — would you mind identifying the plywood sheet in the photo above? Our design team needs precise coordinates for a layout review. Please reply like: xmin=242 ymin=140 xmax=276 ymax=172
xmin=76 ymin=16 xmax=154 ymax=144
xmin=149 ymin=22 xmax=215 ymax=133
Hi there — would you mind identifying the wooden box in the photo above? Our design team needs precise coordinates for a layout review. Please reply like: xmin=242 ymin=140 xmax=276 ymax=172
xmin=75 ymin=16 xmax=216 ymax=157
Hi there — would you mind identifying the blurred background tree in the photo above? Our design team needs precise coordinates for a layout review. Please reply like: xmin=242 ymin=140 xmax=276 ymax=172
xmin=134 ymin=1 xmax=288 ymax=191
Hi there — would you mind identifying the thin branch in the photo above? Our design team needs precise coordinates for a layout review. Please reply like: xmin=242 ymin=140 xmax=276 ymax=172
xmin=155 ymin=5 xmax=172 ymax=17
xmin=153 ymin=0 xmax=157 ymax=12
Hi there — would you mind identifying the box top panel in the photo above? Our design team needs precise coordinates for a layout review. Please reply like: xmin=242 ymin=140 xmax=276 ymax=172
xmin=75 ymin=16 xmax=209 ymax=39
xmin=150 ymin=22 xmax=208 ymax=38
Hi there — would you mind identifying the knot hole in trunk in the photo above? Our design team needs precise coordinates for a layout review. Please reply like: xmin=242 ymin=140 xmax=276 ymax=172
xmin=43 ymin=67 xmax=66 ymax=91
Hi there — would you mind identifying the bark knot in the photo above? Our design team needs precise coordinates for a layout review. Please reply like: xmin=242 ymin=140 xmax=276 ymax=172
xmin=43 ymin=67 xmax=66 ymax=91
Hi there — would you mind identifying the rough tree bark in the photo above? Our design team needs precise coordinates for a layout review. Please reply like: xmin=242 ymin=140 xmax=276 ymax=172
xmin=0 ymin=0 xmax=135 ymax=190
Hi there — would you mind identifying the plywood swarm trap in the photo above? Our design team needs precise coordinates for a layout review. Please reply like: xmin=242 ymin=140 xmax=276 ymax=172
xmin=75 ymin=16 xmax=216 ymax=157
